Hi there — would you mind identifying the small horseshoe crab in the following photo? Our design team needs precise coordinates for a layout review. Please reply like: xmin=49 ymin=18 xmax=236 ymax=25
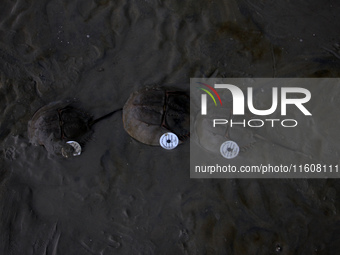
xmin=28 ymin=101 xmax=120 ymax=158
xmin=123 ymin=87 xmax=190 ymax=146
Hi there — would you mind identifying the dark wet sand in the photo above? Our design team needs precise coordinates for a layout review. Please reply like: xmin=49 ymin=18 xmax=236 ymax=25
xmin=1 ymin=0 xmax=340 ymax=254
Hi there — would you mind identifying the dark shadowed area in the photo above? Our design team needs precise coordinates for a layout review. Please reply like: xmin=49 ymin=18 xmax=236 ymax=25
xmin=1 ymin=0 xmax=340 ymax=254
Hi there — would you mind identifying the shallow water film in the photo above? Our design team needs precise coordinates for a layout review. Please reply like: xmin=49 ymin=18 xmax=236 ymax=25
xmin=1 ymin=0 xmax=340 ymax=254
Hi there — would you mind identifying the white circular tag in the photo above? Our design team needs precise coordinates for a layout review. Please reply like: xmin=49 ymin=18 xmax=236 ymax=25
xmin=159 ymin=133 xmax=179 ymax=150
xmin=220 ymin=141 xmax=239 ymax=159
xmin=66 ymin=141 xmax=82 ymax=156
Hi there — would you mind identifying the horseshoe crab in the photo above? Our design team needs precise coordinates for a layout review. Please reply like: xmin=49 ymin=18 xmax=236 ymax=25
xmin=28 ymin=101 xmax=120 ymax=157
xmin=123 ymin=87 xmax=190 ymax=146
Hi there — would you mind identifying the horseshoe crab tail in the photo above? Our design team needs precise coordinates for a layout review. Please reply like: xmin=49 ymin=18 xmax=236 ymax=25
xmin=89 ymin=108 xmax=122 ymax=127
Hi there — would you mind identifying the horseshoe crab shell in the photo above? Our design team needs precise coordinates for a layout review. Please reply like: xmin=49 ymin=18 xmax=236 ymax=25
xmin=194 ymin=107 xmax=256 ymax=154
xmin=123 ymin=87 xmax=190 ymax=146
xmin=28 ymin=101 xmax=93 ymax=156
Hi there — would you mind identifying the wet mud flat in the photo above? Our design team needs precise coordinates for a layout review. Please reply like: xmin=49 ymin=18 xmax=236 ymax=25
xmin=1 ymin=0 xmax=340 ymax=254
